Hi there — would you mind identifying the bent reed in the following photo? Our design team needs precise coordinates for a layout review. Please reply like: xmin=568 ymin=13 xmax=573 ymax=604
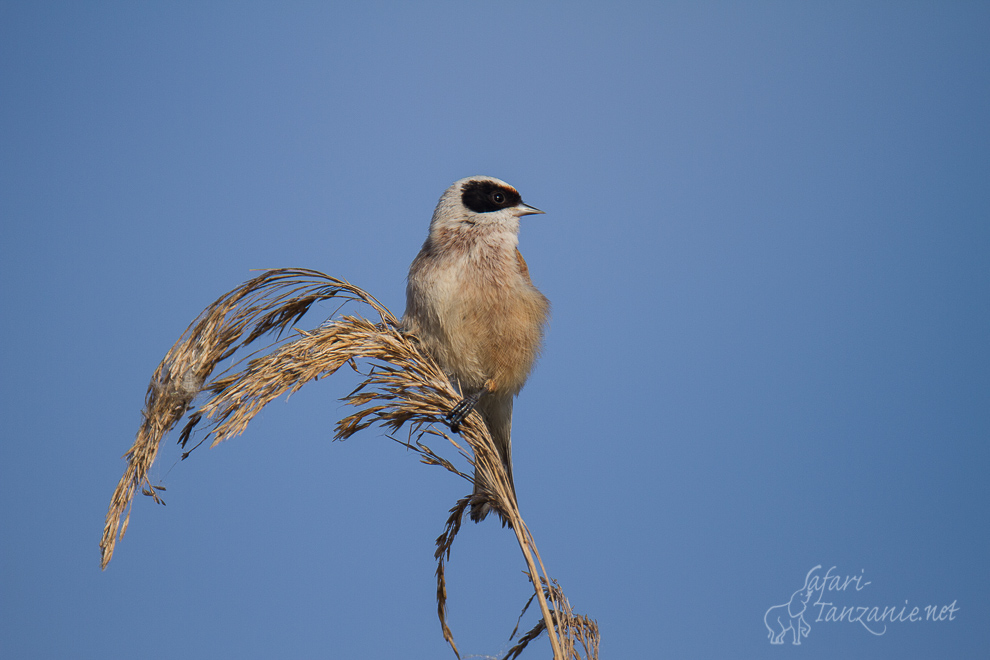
xmin=101 ymin=268 xmax=597 ymax=660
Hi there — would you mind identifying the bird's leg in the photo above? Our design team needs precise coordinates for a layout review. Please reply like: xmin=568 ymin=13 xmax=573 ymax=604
xmin=446 ymin=379 xmax=495 ymax=433
xmin=446 ymin=390 xmax=483 ymax=433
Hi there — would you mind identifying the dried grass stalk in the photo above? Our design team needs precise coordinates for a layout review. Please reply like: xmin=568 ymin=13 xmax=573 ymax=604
xmin=101 ymin=268 xmax=598 ymax=659
xmin=506 ymin=578 xmax=601 ymax=660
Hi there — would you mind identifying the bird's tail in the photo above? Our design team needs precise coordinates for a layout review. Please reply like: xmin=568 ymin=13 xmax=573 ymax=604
xmin=469 ymin=395 xmax=515 ymax=523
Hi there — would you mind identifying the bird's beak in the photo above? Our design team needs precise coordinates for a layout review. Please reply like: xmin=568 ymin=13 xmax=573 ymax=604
xmin=514 ymin=203 xmax=545 ymax=217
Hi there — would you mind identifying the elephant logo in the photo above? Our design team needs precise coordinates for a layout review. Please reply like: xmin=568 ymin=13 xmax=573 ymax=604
xmin=765 ymin=567 xmax=817 ymax=645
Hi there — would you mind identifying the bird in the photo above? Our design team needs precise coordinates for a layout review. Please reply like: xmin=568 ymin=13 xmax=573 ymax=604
xmin=403 ymin=176 xmax=549 ymax=522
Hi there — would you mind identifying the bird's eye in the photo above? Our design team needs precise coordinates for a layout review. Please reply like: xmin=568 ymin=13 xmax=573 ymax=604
xmin=491 ymin=192 xmax=505 ymax=204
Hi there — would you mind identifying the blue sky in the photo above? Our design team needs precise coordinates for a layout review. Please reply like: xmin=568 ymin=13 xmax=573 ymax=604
xmin=1 ymin=3 xmax=987 ymax=658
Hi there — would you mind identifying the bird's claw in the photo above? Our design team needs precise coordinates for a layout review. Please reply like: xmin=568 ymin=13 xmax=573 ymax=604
xmin=446 ymin=391 xmax=482 ymax=433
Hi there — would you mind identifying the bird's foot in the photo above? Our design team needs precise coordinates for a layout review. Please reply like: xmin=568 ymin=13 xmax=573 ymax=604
xmin=446 ymin=391 xmax=482 ymax=433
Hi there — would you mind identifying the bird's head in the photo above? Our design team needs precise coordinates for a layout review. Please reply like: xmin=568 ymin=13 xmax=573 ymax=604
xmin=430 ymin=176 xmax=543 ymax=233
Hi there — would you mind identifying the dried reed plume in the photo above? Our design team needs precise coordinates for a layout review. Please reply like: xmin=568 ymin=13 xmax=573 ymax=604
xmin=101 ymin=268 xmax=598 ymax=660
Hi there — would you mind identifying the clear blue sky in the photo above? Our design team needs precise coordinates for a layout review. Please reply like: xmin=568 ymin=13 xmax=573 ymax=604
xmin=2 ymin=3 xmax=987 ymax=658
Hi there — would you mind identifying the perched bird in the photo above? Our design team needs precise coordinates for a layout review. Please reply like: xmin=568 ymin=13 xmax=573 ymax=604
xmin=403 ymin=176 xmax=549 ymax=522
